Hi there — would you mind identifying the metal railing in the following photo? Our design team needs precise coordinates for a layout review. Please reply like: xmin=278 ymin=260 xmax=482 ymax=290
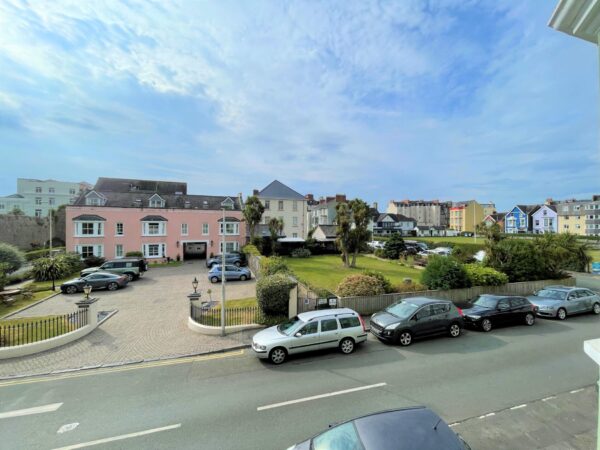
xmin=0 ymin=309 xmax=88 ymax=348
xmin=190 ymin=303 xmax=261 ymax=327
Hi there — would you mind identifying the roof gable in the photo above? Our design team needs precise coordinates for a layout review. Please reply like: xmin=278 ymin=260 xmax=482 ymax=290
xmin=258 ymin=180 xmax=304 ymax=200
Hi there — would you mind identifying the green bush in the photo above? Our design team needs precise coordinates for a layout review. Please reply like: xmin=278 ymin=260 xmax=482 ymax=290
xmin=256 ymin=274 xmax=296 ymax=318
xmin=383 ymin=234 xmax=406 ymax=259
xmin=392 ymin=282 xmax=428 ymax=293
xmin=0 ymin=263 xmax=8 ymax=291
xmin=485 ymin=239 xmax=545 ymax=282
xmin=260 ymin=256 xmax=291 ymax=276
xmin=374 ymin=248 xmax=385 ymax=258
xmin=291 ymin=248 xmax=311 ymax=258
xmin=451 ymin=246 xmax=475 ymax=264
xmin=83 ymin=256 xmax=105 ymax=268
xmin=256 ymin=314 xmax=289 ymax=327
xmin=0 ymin=242 xmax=26 ymax=273
xmin=7 ymin=269 xmax=33 ymax=285
xmin=242 ymin=244 xmax=261 ymax=257
xmin=464 ymin=264 xmax=508 ymax=286
xmin=24 ymin=247 xmax=66 ymax=261
xmin=32 ymin=253 xmax=83 ymax=281
xmin=336 ymin=274 xmax=386 ymax=297
xmin=125 ymin=251 xmax=144 ymax=257
xmin=362 ymin=270 xmax=393 ymax=293
xmin=422 ymin=256 xmax=471 ymax=290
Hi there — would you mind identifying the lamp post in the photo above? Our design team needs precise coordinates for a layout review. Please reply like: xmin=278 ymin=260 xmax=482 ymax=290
xmin=221 ymin=208 xmax=226 ymax=337
xmin=192 ymin=277 xmax=199 ymax=294
xmin=83 ymin=284 xmax=92 ymax=301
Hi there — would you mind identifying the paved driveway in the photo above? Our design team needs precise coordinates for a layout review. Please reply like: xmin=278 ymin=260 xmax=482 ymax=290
xmin=0 ymin=261 xmax=258 ymax=378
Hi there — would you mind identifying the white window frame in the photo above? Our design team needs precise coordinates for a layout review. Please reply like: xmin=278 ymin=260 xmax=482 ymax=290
xmin=292 ymin=216 xmax=298 ymax=227
xmin=219 ymin=222 xmax=240 ymax=235
xmin=202 ymin=223 xmax=209 ymax=235
xmin=75 ymin=244 xmax=103 ymax=258
xmin=35 ymin=209 xmax=42 ymax=217
xmin=142 ymin=221 xmax=166 ymax=236
xmin=35 ymin=197 xmax=42 ymax=205
xmin=293 ymin=201 xmax=298 ymax=212
xmin=143 ymin=243 xmax=166 ymax=259
xmin=219 ymin=241 xmax=239 ymax=253
xmin=35 ymin=186 xmax=42 ymax=193
xmin=116 ymin=222 xmax=124 ymax=236
xmin=74 ymin=221 xmax=104 ymax=237
xmin=69 ymin=188 xmax=76 ymax=195
xmin=278 ymin=200 xmax=284 ymax=211
xmin=149 ymin=194 xmax=165 ymax=208
xmin=48 ymin=187 xmax=55 ymax=193
xmin=49 ymin=197 xmax=55 ymax=206
xmin=115 ymin=244 xmax=124 ymax=258
xmin=181 ymin=223 xmax=188 ymax=236
xmin=264 ymin=200 xmax=270 ymax=210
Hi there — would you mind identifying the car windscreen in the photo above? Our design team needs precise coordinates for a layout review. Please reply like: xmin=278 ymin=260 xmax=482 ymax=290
xmin=471 ymin=295 xmax=498 ymax=308
xmin=385 ymin=301 xmax=420 ymax=319
xmin=277 ymin=316 xmax=304 ymax=335
xmin=535 ymin=289 xmax=567 ymax=300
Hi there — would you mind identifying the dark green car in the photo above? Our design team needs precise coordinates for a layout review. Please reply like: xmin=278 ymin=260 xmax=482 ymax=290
xmin=81 ymin=258 xmax=148 ymax=281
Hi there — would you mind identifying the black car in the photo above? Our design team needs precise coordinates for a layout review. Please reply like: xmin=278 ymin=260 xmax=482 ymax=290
xmin=462 ymin=295 xmax=537 ymax=332
xmin=289 ymin=406 xmax=471 ymax=450
xmin=370 ymin=297 xmax=464 ymax=346
xmin=205 ymin=253 xmax=246 ymax=268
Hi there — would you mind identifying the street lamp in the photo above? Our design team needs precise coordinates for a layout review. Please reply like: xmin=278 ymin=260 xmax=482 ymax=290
xmin=192 ymin=277 xmax=199 ymax=294
xmin=83 ymin=284 xmax=92 ymax=301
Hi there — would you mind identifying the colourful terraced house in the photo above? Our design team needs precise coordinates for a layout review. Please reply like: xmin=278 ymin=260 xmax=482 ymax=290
xmin=504 ymin=205 xmax=539 ymax=234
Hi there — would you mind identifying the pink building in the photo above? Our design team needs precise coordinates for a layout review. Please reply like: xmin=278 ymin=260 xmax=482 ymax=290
xmin=66 ymin=178 xmax=246 ymax=261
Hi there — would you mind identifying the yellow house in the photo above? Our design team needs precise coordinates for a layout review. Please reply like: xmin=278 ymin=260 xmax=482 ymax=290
xmin=449 ymin=200 xmax=495 ymax=233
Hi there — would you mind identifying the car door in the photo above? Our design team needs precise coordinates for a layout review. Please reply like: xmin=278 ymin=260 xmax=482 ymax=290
xmin=582 ymin=290 xmax=599 ymax=311
xmin=495 ymin=299 xmax=511 ymax=324
xmin=86 ymin=274 xmax=106 ymax=289
xmin=410 ymin=305 xmax=437 ymax=337
xmin=318 ymin=318 xmax=341 ymax=349
xmin=508 ymin=297 xmax=526 ymax=324
xmin=430 ymin=303 xmax=449 ymax=333
xmin=566 ymin=291 xmax=583 ymax=314
xmin=288 ymin=321 xmax=320 ymax=355
xmin=224 ymin=265 xmax=237 ymax=280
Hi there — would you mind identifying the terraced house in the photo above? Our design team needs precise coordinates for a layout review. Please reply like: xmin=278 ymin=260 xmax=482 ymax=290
xmin=66 ymin=177 xmax=246 ymax=261
xmin=554 ymin=195 xmax=600 ymax=236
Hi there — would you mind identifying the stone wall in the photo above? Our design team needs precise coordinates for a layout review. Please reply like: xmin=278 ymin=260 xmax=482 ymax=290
xmin=0 ymin=209 xmax=66 ymax=250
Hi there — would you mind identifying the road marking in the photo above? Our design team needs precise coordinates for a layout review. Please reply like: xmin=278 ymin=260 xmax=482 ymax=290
xmin=0 ymin=402 xmax=63 ymax=419
xmin=0 ymin=350 xmax=244 ymax=388
xmin=448 ymin=423 xmax=459 ymax=427
xmin=57 ymin=423 xmax=79 ymax=434
xmin=510 ymin=404 xmax=527 ymax=410
xmin=478 ymin=412 xmax=495 ymax=419
xmin=52 ymin=423 xmax=181 ymax=449
xmin=570 ymin=388 xmax=584 ymax=394
xmin=542 ymin=396 xmax=556 ymax=402
xmin=257 ymin=382 xmax=387 ymax=411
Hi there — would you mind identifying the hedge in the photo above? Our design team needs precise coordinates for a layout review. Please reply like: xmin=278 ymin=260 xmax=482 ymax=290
xmin=242 ymin=244 xmax=261 ymax=257
xmin=336 ymin=274 xmax=386 ymax=297
xmin=256 ymin=274 xmax=297 ymax=318
xmin=25 ymin=247 xmax=66 ymax=261
xmin=421 ymin=256 xmax=470 ymax=290
xmin=291 ymin=248 xmax=311 ymax=258
xmin=0 ymin=243 xmax=26 ymax=272
xmin=464 ymin=264 xmax=508 ymax=286
xmin=260 ymin=256 xmax=291 ymax=276
xmin=125 ymin=251 xmax=144 ymax=257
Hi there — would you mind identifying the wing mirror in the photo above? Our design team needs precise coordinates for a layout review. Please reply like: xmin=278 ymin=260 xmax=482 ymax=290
xmin=294 ymin=332 xmax=302 ymax=338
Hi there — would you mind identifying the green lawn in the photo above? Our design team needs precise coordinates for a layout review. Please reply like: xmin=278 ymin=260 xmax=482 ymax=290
xmin=29 ymin=272 xmax=81 ymax=292
xmin=285 ymin=255 xmax=422 ymax=294
xmin=0 ymin=290 xmax=56 ymax=318
xmin=0 ymin=314 xmax=80 ymax=346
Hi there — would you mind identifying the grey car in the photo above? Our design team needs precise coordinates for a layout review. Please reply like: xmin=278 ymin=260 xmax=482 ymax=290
xmin=61 ymin=272 xmax=129 ymax=294
xmin=527 ymin=286 xmax=600 ymax=320
xmin=208 ymin=264 xmax=251 ymax=283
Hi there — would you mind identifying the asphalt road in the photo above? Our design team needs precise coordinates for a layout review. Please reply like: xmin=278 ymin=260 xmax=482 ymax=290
xmin=0 ymin=313 xmax=599 ymax=450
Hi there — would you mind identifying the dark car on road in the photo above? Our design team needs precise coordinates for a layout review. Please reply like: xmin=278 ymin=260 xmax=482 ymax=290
xmin=370 ymin=297 xmax=464 ymax=346
xmin=288 ymin=406 xmax=471 ymax=450
xmin=206 ymin=252 xmax=247 ymax=268
xmin=61 ymin=272 xmax=129 ymax=294
xmin=81 ymin=257 xmax=148 ymax=281
xmin=462 ymin=295 xmax=537 ymax=332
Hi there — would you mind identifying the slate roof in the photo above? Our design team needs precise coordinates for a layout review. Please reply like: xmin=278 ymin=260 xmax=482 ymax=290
xmin=316 ymin=225 xmax=337 ymax=238
xmin=72 ymin=214 xmax=106 ymax=221
xmin=6 ymin=194 xmax=24 ymax=198
xmin=258 ymin=180 xmax=304 ymax=200
xmin=489 ymin=213 xmax=506 ymax=222
xmin=72 ymin=191 xmax=242 ymax=211
xmin=95 ymin=177 xmax=187 ymax=195
xmin=217 ymin=217 xmax=241 ymax=222
xmin=369 ymin=208 xmax=380 ymax=219
xmin=377 ymin=213 xmax=416 ymax=223
xmin=256 ymin=224 xmax=286 ymax=238
xmin=516 ymin=204 xmax=540 ymax=215
xmin=140 ymin=215 xmax=168 ymax=221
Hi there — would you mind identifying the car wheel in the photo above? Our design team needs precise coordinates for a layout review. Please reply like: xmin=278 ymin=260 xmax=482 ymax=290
xmin=398 ymin=331 xmax=412 ymax=346
xmin=592 ymin=303 xmax=600 ymax=315
xmin=211 ymin=276 xmax=219 ymax=283
xmin=125 ymin=273 xmax=134 ymax=282
xmin=234 ymin=261 xmax=241 ymax=267
xmin=448 ymin=323 xmax=461 ymax=338
xmin=557 ymin=308 xmax=567 ymax=320
xmin=339 ymin=337 xmax=355 ymax=354
xmin=269 ymin=347 xmax=287 ymax=365
xmin=239 ymin=275 xmax=246 ymax=281
xmin=481 ymin=318 xmax=492 ymax=332
xmin=65 ymin=285 xmax=77 ymax=295
xmin=524 ymin=312 xmax=535 ymax=326
xmin=107 ymin=282 xmax=118 ymax=291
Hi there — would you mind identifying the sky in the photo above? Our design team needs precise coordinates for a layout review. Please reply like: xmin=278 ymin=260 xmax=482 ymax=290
xmin=0 ymin=0 xmax=598 ymax=212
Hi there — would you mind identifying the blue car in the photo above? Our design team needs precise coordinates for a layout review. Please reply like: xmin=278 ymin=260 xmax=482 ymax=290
xmin=208 ymin=265 xmax=252 ymax=283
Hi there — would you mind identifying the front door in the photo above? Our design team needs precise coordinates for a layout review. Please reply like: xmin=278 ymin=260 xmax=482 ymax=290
xmin=288 ymin=321 xmax=320 ymax=355
xmin=318 ymin=318 xmax=340 ymax=349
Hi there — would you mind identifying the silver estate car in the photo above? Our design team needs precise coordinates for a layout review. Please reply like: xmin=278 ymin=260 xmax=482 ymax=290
xmin=527 ymin=286 xmax=600 ymax=320
xmin=252 ymin=308 xmax=368 ymax=364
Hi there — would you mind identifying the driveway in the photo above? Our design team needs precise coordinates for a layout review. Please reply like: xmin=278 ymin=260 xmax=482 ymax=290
xmin=0 ymin=261 xmax=258 ymax=378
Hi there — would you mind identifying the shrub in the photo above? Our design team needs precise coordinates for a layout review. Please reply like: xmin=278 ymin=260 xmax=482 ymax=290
xmin=32 ymin=253 xmax=83 ymax=281
xmin=451 ymin=246 xmax=475 ymax=264
xmin=383 ymin=234 xmax=406 ymax=259
xmin=392 ymin=282 xmax=428 ymax=293
xmin=362 ymin=270 xmax=393 ymax=293
xmin=24 ymin=247 xmax=66 ymax=262
xmin=464 ymin=264 xmax=508 ymax=286
xmin=422 ymin=256 xmax=470 ymax=290
xmin=125 ymin=251 xmax=144 ymax=257
xmin=0 ymin=243 xmax=26 ymax=273
xmin=242 ymin=244 xmax=261 ymax=257
xmin=291 ymin=248 xmax=311 ymax=258
xmin=83 ymin=256 xmax=105 ymax=268
xmin=336 ymin=274 xmax=386 ymax=297
xmin=374 ymin=248 xmax=385 ymax=258
xmin=260 ymin=256 xmax=291 ymax=276
xmin=7 ymin=269 xmax=33 ymax=285
xmin=0 ymin=263 xmax=8 ymax=291
xmin=256 ymin=314 xmax=289 ymax=327
xmin=485 ymin=239 xmax=546 ymax=282
xmin=256 ymin=274 xmax=296 ymax=318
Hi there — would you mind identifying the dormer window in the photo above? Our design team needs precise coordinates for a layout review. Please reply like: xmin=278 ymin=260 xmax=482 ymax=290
xmin=84 ymin=190 xmax=106 ymax=206
xmin=149 ymin=194 xmax=165 ymax=208
xmin=221 ymin=197 xmax=234 ymax=210
xmin=202 ymin=200 xmax=209 ymax=209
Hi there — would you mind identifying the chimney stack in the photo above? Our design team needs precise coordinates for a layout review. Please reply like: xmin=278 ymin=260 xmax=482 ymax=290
xmin=305 ymin=193 xmax=314 ymax=201
xmin=335 ymin=194 xmax=346 ymax=202
xmin=253 ymin=189 xmax=259 ymax=196
xmin=372 ymin=201 xmax=378 ymax=211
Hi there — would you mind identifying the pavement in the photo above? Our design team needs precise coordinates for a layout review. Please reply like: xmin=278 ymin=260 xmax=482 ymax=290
xmin=0 ymin=260 xmax=258 ymax=378
xmin=0 ymin=312 xmax=598 ymax=449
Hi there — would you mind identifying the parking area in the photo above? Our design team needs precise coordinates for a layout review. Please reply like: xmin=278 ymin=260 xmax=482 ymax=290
xmin=0 ymin=261 xmax=257 ymax=378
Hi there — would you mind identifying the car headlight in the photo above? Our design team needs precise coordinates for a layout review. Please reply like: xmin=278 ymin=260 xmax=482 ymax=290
xmin=467 ymin=315 xmax=480 ymax=320
xmin=384 ymin=323 xmax=400 ymax=331
xmin=541 ymin=305 xmax=554 ymax=311
xmin=253 ymin=342 xmax=267 ymax=351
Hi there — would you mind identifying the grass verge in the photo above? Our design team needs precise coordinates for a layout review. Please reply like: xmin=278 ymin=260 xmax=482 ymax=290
xmin=0 ymin=314 xmax=80 ymax=346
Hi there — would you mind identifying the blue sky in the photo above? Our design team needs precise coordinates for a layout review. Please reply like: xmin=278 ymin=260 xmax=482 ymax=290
xmin=0 ymin=0 xmax=597 ymax=212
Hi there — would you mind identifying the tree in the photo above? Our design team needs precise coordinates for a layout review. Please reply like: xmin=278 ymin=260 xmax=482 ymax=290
xmin=9 ymin=206 xmax=24 ymax=216
xmin=422 ymin=256 xmax=471 ymax=290
xmin=348 ymin=199 xmax=371 ymax=267
xmin=243 ymin=196 xmax=265 ymax=239
xmin=0 ymin=242 xmax=26 ymax=273
xmin=476 ymin=222 xmax=502 ymax=264
xmin=335 ymin=202 xmax=352 ymax=267
xmin=268 ymin=217 xmax=284 ymax=255
xmin=383 ymin=233 xmax=406 ymax=259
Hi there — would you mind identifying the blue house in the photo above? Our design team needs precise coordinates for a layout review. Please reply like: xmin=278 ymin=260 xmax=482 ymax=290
xmin=504 ymin=205 xmax=539 ymax=234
